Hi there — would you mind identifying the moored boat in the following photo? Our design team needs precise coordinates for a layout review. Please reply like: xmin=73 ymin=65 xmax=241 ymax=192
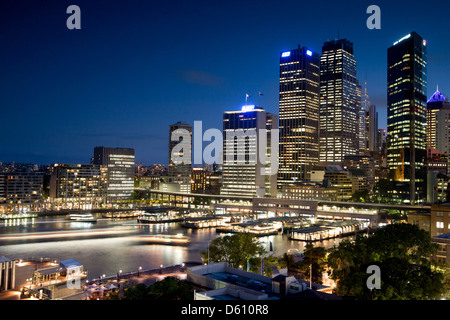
xmin=68 ymin=213 xmax=97 ymax=223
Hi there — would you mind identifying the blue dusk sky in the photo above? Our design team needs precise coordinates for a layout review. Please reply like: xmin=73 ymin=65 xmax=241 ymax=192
xmin=1 ymin=0 xmax=449 ymax=165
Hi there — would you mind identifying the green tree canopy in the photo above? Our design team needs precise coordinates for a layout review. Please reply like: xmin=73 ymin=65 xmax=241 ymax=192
xmin=297 ymin=244 xmax=327 ymax=284
xmin=149 ymin=277 xmax=194 ymax=300
xmin=327 ymin=223 xmax=444 ymax=300
xmin=122 ymin=282 xmax=151 ymax=300
xmin=121 ymin=277 xmax=194 ymax=300
xmin=200 ymin=233 xmax=267 ymax=269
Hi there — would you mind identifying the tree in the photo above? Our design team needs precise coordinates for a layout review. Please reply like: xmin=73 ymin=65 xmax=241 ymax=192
xmin=297 ymin=244 xmax=327 ymax=284
xmin=372 ymin=179 xmax=397 ymax=203
xmin=121 ymin=282 xmax=152 ymax=300
xmin=150 ymin=277 xmax=194 ymax=300
xmin=200 ymin=234 xmax=267 ymax=269
xmin=277 ymin=253 xmax=295 ymax=270
xmin=441 ymin=265 xmax=450 ymax=300
xmin=327 ymin=223 xmax=444 ymax=300
xmin=351 ymin=190 xmax=370 ymax=203
xmin=121 ymin=277 xmax=194 ymax=300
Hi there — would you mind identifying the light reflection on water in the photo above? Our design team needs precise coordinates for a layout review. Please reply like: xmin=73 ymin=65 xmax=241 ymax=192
xmin=0 ymin=215 xmax=352 ymax=279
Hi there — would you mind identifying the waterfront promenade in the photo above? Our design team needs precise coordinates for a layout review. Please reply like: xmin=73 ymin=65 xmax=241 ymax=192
xmin=81 ymin=263 xmax=197 ymax=300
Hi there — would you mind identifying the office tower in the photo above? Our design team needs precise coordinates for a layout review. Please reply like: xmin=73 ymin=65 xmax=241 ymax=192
xmin=168 ymin=122 xmax=192 ymax=184
xmin=320 ymin=39 xmax=359 ymax=165
xmin=92 ymin=147 xmax=135 ymax=201
xmin=427 ymin=88 xmax=450 ymax=150
xmin=426 ymin=88 xmax=450 ymax=174
xmin=357 ymin=80 xmax=367 ymax=154
xmin=49 ymin=164 xmax=107 ymax=209
xmin=387 ymin=32 xmax=427 ymax=204
xmin=377 ymin=129 xmax=387 ymax=153
xmin=367 ymin=105 xmax=379 ymax=152
xmin=222 ymin=105 xmax=278 ymax=197
xmin=278 ymin=46 xmax=320 ymax=188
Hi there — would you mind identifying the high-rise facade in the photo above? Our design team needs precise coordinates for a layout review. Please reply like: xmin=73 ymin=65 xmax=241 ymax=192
xmin=427 ymin=88 xmax=450 ymax=174
xmin=387 ymin=31 xmax=427 ymax=204
xmin=319 ymin=39 xmax=359 ymax=165
xmin=168 ymin=122 xmax=192 ymax=184
xmin=221 ymin=105 xmax=278 ymax=198
xmin=427 ymin=88 xmax=450 ymax=150
xmin=92 ymin=147 xmax=135 ymax=201
xmin=367 ymin=105 xmax=379 ymax=152
xmin=49 ymin=164 xmax=108 ymax=208
xmin=278 ymin=46 xmax=320 ymax=188
xmin=358 ymin=80 xmax=368 ymax=154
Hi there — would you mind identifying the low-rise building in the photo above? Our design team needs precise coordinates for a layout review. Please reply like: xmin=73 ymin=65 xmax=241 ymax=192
xmin=138 ymin=175 xmax=161 ymax=190
xmin=0 ymin=256 xmax=16 ymax=291
xmin=432 ymin=232 xmax=450 ymax=266
xmin=188 ymin=262 xmax=312 ymax=300
xmin=408 ymin=212 xmax=431 ymax=233
xmin=431 ymin=204 xmax=450 ymax=236
xmin=191 ymin=167 xmax=211 ymax=194
xmin=159 ymin=182 xmax=191 ymax=193
xmin=281 ymin=183 xmax=338 ymax=201
xmin=323 ymin=165 xmax=354 ymax=201
xmin=1 ymin=257 xmax=87 ymax=299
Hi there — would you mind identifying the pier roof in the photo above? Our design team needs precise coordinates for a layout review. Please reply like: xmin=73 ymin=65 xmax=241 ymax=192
xmin=60 ymin=259 xmax=83 ymax=268
xmin=0 ymin=256 xmax=12 ymax=263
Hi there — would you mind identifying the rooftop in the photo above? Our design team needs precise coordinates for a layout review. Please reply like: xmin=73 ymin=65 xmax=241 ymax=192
xmin=428 ymin=89 xmax=448 ymax=104
xmin=434 ymin=232 xmax=450 ymax=240
xmin=60 ymin=259 xmax=83 ymax=268
xmin=0 ymin=256 xmax=12 ymax=263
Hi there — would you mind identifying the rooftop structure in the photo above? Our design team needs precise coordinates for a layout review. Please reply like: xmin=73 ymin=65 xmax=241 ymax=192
xmin=187 ymin=262 xmax=334 ymax=300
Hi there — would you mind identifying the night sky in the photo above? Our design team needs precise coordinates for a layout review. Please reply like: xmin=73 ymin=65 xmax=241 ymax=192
xmin=1 ymin=0 xmax=450 ymax=165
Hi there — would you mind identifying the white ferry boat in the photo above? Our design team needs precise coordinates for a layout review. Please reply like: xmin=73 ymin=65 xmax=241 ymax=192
xmin=0 ymin=213 xmax=38 ymax=220
xmin=68 ymin=213 xmax=97 ymax=223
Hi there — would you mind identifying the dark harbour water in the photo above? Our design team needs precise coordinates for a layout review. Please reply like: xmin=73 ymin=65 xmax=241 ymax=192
xmin=0 ymin=214 xmax=348 ymax=279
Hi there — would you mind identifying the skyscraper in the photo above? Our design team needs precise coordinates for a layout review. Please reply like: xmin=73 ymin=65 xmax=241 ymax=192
xmin=427 ymin=88 xmax=450 ymax=174
xmin=168 ymin=121 xmax=192 ymax=184
xmin=92 ymin=147 xmax=135 ymax=201
xmin=387 ymin=31 xmax=427 ymax=204
xmin=221 ymin=105 xmax=278 ymax=198
xmin=427 ymin=88 xmax=450 ymax=150
xmin=319 ymin=39 xmax=359 ymax=165
xmin=278 ymin=46 xmax=320 ymax=188
xmin=358 ymin=80 xmax=367 ymax=154
xmin=367 ymin=104 xmax=379 ymax=152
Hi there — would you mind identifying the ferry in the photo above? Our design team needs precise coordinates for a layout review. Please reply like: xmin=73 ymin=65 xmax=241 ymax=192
xmin=216 ymin=220 xmax=281 ymax=237
xmin=68 ymin=213 xmax=97 ymax=223
xmin=181 ymin=216 xmax=227 ymax=229
xmin=132 ymin=233 xmax=190 ymax=246
xmin=0 ymin=213 xmax=37 ymax=220
xmin=102 ymin=211 xmax=143 ymax=219
xmin=137 ymin=212 xmax=183 ymax=224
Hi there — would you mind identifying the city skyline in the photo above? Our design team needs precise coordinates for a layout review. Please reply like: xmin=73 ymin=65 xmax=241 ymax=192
xmin=2 ymin=1 xmax=450 ymax=166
